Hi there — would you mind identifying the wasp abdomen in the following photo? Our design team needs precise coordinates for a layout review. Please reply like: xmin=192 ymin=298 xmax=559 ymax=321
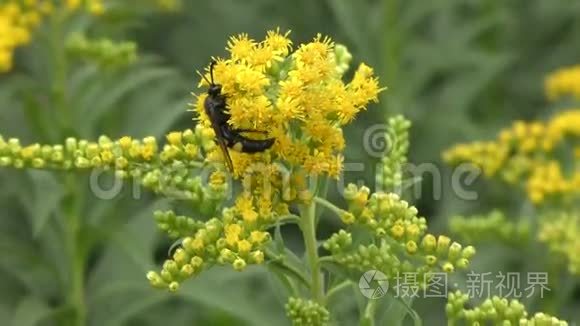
xmin=221 ymin=125 xmax=275 ymax=153
xmin=232 ymin=137 xmax=276 ymax=153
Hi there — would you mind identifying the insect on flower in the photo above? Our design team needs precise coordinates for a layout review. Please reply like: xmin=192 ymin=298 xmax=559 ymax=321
xmin=200 ymin=61 xmax=275 ymax=171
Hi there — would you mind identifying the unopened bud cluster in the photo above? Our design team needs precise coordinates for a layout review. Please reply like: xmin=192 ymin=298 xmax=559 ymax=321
xmin=147 ymin=217 xmax=271 ymax=291
xmin=377 ymin=115 xmax=411 ymax=192
xmin=325 ymin=184 xmax=475 ymax=283
xmin=285 ymin=297 xmax=330 ymax=326
xmin=154 ymin=210 xmax=205 ymax=239
xmin=537 ymin=212 xmax=580 ymax=275
xmin=450 ymin=210 xmax=530 ymax=247
xmin=0 ymin=127 xmax=226 ymax=203
xmin=446 ymin=291 xmax=568 ymax=326
xmin=67 ymin=33 xmax=137 ymax=68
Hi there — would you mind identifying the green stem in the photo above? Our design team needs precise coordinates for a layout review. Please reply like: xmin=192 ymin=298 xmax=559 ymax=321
xmin=360 ymin=299 xmax=378 ymax=326
xmin=49 ymin=11 xmax=86 ymax=326
xmin=325 ymin=280 xmax=351 ymax=303
xmin=50 ymin=10 xmax=71 ymax=137
xmin=300 ymin=201 xmax=324 ymax=303
xmin=63 ymin=175 xmax=86 ymax=326
xmin=314 ymin=196 xmax=344 ymax=218
xmin=382 ymin=0 xmax=402 ymax=114
xmin=264 ymin=247 xmax=310 ymax=288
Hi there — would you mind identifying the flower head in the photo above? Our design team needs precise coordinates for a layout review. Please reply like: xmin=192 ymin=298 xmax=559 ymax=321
xmin=193 ymin=29 xmax=382 ymax=179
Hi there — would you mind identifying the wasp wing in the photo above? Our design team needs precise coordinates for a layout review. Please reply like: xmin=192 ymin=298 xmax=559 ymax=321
xmin=216 ymin=137 xmax=234 ymax=171
xmin=209 ymin=121 xmax=234 ymax=171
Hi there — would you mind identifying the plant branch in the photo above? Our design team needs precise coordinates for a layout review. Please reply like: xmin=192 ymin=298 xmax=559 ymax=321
xmin=314 ymin=196 xmax=344 ymax=218
xmin=300 ymin=201 xmax=324 ymax=303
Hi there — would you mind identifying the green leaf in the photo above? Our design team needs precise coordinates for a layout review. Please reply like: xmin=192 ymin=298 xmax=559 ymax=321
xmin=178 ymin=268 xmax=287 ymax=326
xmin=0 ymin=231 xmax=59 ymax=300
xmin=10 ymin=297 xmax=54 ymax=326
xmin=23 ymin=171 xmax=65 ymax=237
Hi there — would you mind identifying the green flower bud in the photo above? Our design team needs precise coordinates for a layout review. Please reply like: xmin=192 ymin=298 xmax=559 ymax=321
xmin=340 ymin=211 xmax=355 ymax=224
xmin=442 ymin=262 xmax=454 ymax=273
xmin=163 ymin=260 xmax=179 ymax=275
xmin=455 ymin=258 xmax=469 ymax=269
xmin=65 ymin=137 xmax=77 ymax=152
xmin=421 ymin=234 xmax=437 ymax=252
xmin=462 ymin=246 xmax=476 ymax=259
xmin=406 ymin=240 xmax=418 ymax=254
xmin=220 ymin=248 xmax=236 ymax=263
xmin=437 ymin=235 xmax=452 ymax=256
xmin=146 ymin=271 xmax=166 ymax=288
xmin=233 ymin=258 xmax=246 ymax=271
xmin=168 ymin=281 xmax=179 ymax=292
xmin=182 ymin=129 xmax=196 ymax=143
xmin=13 ymin=159 xmax=24 ymax=168
xmin=425 ymin=255 xmax=437 ymax=266
xmin=173 ymin=248 xmax=190 ymax=265
xmin=0 ymin=157 xmax=12 ymax=166
xmin=448 ymin=242 xmax=463 ymax=261
xmin=180 ymin=264 xmax=194 ymax=278
xmin=90 ymin=157 xmax=102 ymax=167
xmin=86 ymin=143 xmax=99 ymax=158
xmin=190 ymin=256 xmax=203 ymax=268
xmin=31 ymin=158 xmax=45 ymax=168
xmin=249 ymin=250 xmax=264 ymax=264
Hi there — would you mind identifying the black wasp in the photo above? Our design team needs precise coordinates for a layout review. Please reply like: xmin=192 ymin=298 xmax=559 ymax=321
xmin=201 ymin=61 xmax=275 ymax=171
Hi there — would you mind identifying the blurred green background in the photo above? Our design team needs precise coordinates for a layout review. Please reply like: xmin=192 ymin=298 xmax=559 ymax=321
xmin=1 ymin=0 xmax=579 ymax=325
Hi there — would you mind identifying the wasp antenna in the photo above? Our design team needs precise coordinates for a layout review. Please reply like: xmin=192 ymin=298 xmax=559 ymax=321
xmin=209 ymin=61 xmax=217 ymax=85
xmin=196 ymin=70 xmax=211 ymax=86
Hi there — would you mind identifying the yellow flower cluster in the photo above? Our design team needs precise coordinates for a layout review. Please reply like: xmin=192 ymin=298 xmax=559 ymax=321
xmin=447 ymin=291 xmax=568 ymax=326
xmin=193 ymin=29 xmax=381 ymax=179
xmin=0 ymin=1 xmax=44 ymax=72
xmin=545 ymin=64 xmax=580 ymax=101
xmin=443 ymin=110 xmax=580 ymax=204
xmin=147 ymin=216 xmax=271 ymax=291
xmin=190 ymin=30 xmax=382 ymax=242
xmin=0 ymin=0 xmax=105 ymax=73
xmin=538 ymin=212 xmax=580 ymax=275
xmin=65 ymin=0 xmax=105 ymax=15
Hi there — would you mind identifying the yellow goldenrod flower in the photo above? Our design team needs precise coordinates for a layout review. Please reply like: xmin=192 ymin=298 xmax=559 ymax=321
xmin=0 ymin=0 xmax=110 ymax=73
xmin=443 ymin=109 xmax=580 ymax=205
xmin=545 ymin=64 xmax=580 ymax=101
xmin=194 ymin=29 xmax=382 ymax=180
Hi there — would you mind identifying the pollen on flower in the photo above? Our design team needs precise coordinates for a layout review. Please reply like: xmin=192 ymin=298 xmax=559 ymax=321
xmin=193 ymin=29 xmax=383 ymax=181
xmin=227 ymin=33 xmax=256 ymax=62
